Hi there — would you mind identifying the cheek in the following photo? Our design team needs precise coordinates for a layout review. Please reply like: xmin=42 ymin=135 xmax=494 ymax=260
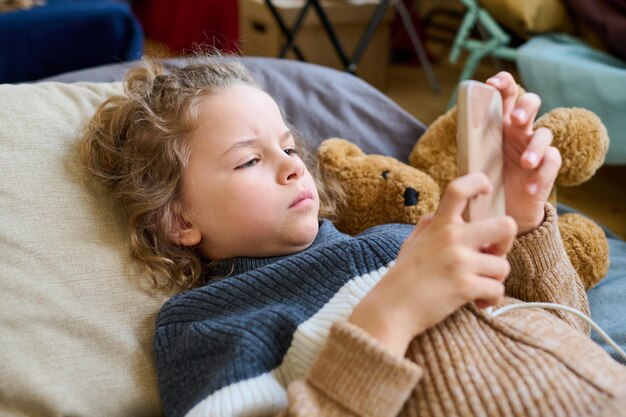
xmin=230 ymin=187 xmax=266 ymax=211
xmin=219 ymin=176 xmax=278 ymax=213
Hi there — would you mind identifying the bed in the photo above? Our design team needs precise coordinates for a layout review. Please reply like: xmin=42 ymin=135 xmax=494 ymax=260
xmin=0 ymin=57 xmax=624 ymax=417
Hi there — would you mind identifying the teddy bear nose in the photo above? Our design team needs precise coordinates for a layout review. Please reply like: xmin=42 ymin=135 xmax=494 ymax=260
xmin=403 ymin=187 xmax=419 ymax=206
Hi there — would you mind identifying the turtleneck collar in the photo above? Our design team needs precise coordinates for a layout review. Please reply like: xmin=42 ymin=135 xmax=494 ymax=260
xmin=204 ymin=219 xmax=349 ymax=279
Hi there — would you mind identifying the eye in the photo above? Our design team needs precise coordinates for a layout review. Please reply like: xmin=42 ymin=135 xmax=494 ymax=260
xmin=235 ymin=158 xmax=259 ymax=170
xmin=284 ymin=148 xmax=299 ymax=156
xmin=381 ymin=170 xmax=390 ymax=180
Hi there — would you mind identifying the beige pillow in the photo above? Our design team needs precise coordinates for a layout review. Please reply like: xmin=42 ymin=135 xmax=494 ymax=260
xmin=0 ymin=82 xmax=174 ymax=417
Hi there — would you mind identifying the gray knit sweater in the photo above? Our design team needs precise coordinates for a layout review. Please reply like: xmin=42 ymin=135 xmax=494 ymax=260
xmin=154 ymin=205 xmax=626 ymax=417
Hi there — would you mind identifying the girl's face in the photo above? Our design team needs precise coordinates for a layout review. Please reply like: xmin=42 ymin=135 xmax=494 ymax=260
xmin=175 ymin=84 xmax=320 ymax=260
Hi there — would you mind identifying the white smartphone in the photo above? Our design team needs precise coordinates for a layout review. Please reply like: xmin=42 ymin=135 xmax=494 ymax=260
xmin=456 ymin=80 xmax=505 ymax=221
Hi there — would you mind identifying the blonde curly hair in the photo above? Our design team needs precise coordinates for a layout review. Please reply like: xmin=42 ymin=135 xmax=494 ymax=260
xmin=81 ymin=57 xmax=343 ymax=290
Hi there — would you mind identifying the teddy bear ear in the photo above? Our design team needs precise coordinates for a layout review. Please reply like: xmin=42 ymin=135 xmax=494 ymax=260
xmin=317 ymin=138 xmax=364 ymax=167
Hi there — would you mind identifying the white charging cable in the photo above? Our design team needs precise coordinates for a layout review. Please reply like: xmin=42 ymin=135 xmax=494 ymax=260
xmin=489 ymin=302 xmax=626 ymax=362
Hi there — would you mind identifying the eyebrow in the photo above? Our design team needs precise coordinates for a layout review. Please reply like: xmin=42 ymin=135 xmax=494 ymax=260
xmin=222 ymin=131 xmax=293 ymax=156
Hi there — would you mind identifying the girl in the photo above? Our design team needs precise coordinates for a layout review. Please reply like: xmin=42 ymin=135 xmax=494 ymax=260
xmin=81 ymin=57 xmax=626 ymax=417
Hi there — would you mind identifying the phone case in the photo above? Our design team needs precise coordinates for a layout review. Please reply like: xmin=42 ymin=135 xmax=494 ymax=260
xmin=456 ymin=80 xmax=505 ymax=221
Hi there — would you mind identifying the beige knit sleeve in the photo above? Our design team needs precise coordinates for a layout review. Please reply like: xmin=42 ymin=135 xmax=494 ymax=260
xmin=505 ymin=203 xmax=590 ymax=334
xmin=276 ymin=321 xmax=422 ymax=417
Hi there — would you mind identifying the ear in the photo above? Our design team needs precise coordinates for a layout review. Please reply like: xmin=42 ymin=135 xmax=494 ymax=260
xmin=168 ymin=205 xmax=202 ymax=247
xmin=317 ymin=138 xmax=364 ymax=165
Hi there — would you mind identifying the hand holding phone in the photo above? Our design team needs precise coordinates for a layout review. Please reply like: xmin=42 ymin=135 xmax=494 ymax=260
xmin=456 ymin=80 xmax=505 ymax=222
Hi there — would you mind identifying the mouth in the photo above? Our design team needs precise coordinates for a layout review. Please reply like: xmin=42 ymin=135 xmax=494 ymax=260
xmin=289 ymin=190 xmax=314 ymax=208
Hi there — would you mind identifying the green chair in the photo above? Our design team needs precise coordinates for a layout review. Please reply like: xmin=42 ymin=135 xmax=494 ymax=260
xmin=447 ymin=0 xmax=517 ymax=107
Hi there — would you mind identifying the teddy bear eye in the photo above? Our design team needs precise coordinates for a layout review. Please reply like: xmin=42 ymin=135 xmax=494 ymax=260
xmin=381 ymin=170 xmax=390 ymax=180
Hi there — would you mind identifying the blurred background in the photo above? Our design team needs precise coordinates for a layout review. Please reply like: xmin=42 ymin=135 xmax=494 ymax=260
xmin=1 ymin=0 xmax=624 ymax=238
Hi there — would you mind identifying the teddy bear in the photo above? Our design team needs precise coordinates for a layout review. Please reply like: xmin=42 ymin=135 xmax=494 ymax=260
xmin=317 ymin=138 xmax=441 ymax=235
xmin=318 ymin=107 xmax=610 ymax=291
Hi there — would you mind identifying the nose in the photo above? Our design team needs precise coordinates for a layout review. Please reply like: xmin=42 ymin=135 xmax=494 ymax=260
xmin=278 ymin=152 xmax=305 ymax=184
xmin=403 ymin=187 xmax=419 ymax=206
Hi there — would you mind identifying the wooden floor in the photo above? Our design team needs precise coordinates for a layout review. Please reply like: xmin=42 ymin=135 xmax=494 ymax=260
xmin=144 ymin=39 xmax=625 ymax=240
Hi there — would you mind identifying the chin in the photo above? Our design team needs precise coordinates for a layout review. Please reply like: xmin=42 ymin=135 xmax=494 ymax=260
xmin=290 ymin=216 xmax=319 ymax=248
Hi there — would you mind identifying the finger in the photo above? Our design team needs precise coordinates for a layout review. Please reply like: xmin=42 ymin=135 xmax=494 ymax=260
xmin=486 ymin=71 xmax=518 ymax=118
xmin=511 ymin=93 xmax=542 ymax=135
xmin=470 ymin=276 xmax=506 ymax=308
xmin=521 ymin=127 xmax=553 ymax=170
xmin=462 ymin=216 xmax=517 ymax=254
xmin=472 ymin=253 xmax=511 ymax=282
xmin=436 ymin=173 xmax=492 ymax=222
xmin=526 ymin=146 xmax=562 ymax=196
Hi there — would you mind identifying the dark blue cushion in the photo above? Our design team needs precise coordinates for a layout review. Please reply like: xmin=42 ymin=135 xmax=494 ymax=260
xmin=0 ymin=0 xmax=143 ymax=83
